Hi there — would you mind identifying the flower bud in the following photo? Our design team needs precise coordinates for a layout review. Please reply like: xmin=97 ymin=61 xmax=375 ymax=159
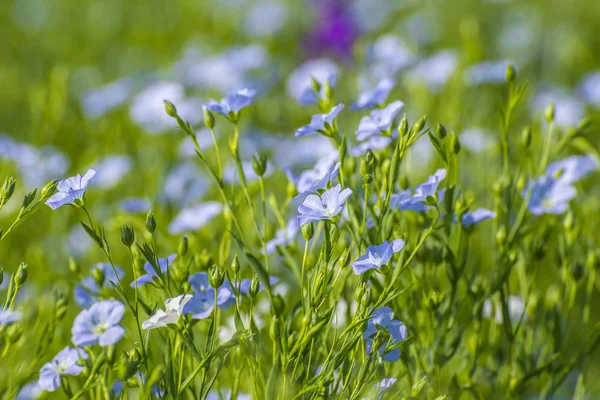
xmin=54 ymin=291 xmax=69 ymax=322
xmin=121 ymin=225 xmax=135 ymax=248
xmin=413 ymin=115 xmax=427 ymax=133
xmin=15 ymin=262 xmax=27 ymax=287
xmin=0 ymin=176 xmax=16 ymax=203
xmin=563 ymin=211 xmax=575 ymax=232
xmin=492 ymin=179 xmax=503 ymax=198
xmin=286 ymin=181 xmax=297 ymax=199
xmin=302 ymin=223 xmax=314 ymax=241
xmin=339 ymin=249 xmax=351 ymax=269
xmin=145 ymin=211 xmax=156 ymax=234
xmin=163 ymin=100 xmax=177 ymax=118
xmin=270 ymin=316 xmax=281 ymax=343
xmin=544 ymin=103 xmax=555 ymax=123
xmin=496 ymin=225 xmax=507 ymax=247
xmin=521 ymin=127 xmax=532 ymax=148
xmin=436 ymin=123 xmax=447 ymax=139
xmin=208 ymin=265 xmax=225 ymax=289
xmin=570 ymin=261 xmax=585 ymax=282
xmin=252 ymin=153 xmax=267 ymax=177
xmin=586 ymin=249 xmax=598 ymax=271
xmin=203 ymin=107 xmax=215 ymax=129
xmin=449 ymin=132 xmax=461 ymax=154
xmin=68 ymin=257 xmax=80 ymax=275
xmin=364 ymin=174 xmax=373 ymax=185
xmin=505 ymin=64 xmax=516 ymax=83
xmin=272 ymin=294 xmax=286 ymax=316
xmin=398 ymin=115 xmax=408 ymax=137
xmin=249 ymin=275 xmax=260 ymax=298
xmin=92 ymin=265 xmax=106 ymax=286
xmin=107 ymin=345 xmax=117 ymax=365
xmin=22 ymin=189 xmax=37 ymax=208
xmin=231 ymin=255 xmax=240 ymax=276
xmin=7 ymin=323 xmax=23 ymax=343
xmin=178 ymin=236 xmax=188 ymax=257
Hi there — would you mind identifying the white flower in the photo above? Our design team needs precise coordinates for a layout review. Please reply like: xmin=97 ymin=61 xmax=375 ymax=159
xmin=142 ymin=295 xmax=193 ymax=330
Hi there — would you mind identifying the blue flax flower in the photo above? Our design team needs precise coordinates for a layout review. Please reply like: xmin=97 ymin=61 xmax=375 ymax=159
xmin=168 ymin=202 xmax=222 ymax=234
xmin=352 ymin=79 xmax=396 ymax=110
xmin=130 ymin=254 xmax=177 ymax=287
xmin=295 ymin=104 xmax=344 ymax=137
xmin=364 ymin=306 xmax=407 ymax=362
xmin=39 ymin=346 xmax=88 ymax=392
xmin=459 ymin=208 xmax=497 ymax=227
xmin=355 ymin=101 xmax=404 ymax=141
xmin=74 ymin=263 xmax=125 ymax=308
xmin=45 ymin=169 xmax=96 ymax=210
xmin=351 ymin=136 xmax=392 ymax=157
xmin=297 ymin=184 xmax=353 ymax=226
xmin=204 ymin=88 xmax=256 ymax=119
xmin=71 ymin=300 xmax=125 ymax=347
xmin=391 ymin=169 xmax=447 ymax=211
xmin=0 ymin=308 xmax=22 ymax=326
xmin=293 ymin=161 xmax=341 ymax=199
xmin=264 ymin=218 xmax=300 ymax=254
xmin=352 ymin=239 xmax=405 ymax=275
xmin=183 ymin=273 xmax=235 ymax=319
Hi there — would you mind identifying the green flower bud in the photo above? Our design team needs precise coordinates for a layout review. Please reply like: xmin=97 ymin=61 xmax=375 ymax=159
xmin=272 ymin=294 xmax=286 ymax=316
xmin=492 ymin=179 xmax=503 ymax=198
xmin=163 ymin=100 xmax=177 ymax=118
xmin=68 ymin=257 xmax=80 ymax=275
xmin=286 ymin=181 xmax=297 ymax=199
xmin=54 ymin=291 xmax=69 ymax=322
xmin=496 ymin=225 xmax=507 ymax=247
xmin=563 ymin=211 xmax=575 ymax=232
xmin=586 ymin=249 xmax=598 ymax=270
xmin=270 ymin=316 xmax=281 ymax=343
xmin=338 ymin=137 xmax=347 ymax=164
xmin=449 ymin=132 xmax=461 ymax=154
xmin=7 ymin=323 xmax=23 ymax=343
xmin=398 ymin=115 xmax=408 ymax=137
xmin=413 ymin=115 xmax=427 ymax=133
xmin=249 ymin=275 xmax=260 ymax=298
xmin=251 ymin=152 xmax=267 ymax=177
xmin=231 ymin=255 xmax=240 ymax=276
xmin=505 ymin=64 xmax=516 ymax=83
xmin=311 ymin=77 xmax=321 ymax=92
xmin=107 ymin=345 xmax=117 ymax=365
xmin=0 ymin=176 xmax=16 ymax=203
xmin=516 ymin=175 xmax=526 ymax=193
xmin=521 ymin=127 xmax=532 ymax=148
xmin=145 ymin=211 xmax=156 ymax=234
xmin=15 ymin=262 xmax=27 ymax=287
xmin=364 ymin=174 xmax=373 ymax=185
xmin=22 ymin=189 xmax=37 ymax=209
xmin=92 ymin=265 xmax=106 ymax=286
xmin=208 ymin=265 xmax=225 ymax=289
xmin=178 ymin=236 xmax=188 ymax=257
xmin=121 ymin=224 xmax=135 ymax=248
xmin=436 ymin=123 xmax=447 ymax=139
xmin=544 ymin=103 xmax=555 ymax=123
xmin=412 ymin=376 xmax=428 ymax=396
xmin=204 ymin=107 xmax=215 ymax=129
xmin=302 ymin=223 xmax=314 ymax=241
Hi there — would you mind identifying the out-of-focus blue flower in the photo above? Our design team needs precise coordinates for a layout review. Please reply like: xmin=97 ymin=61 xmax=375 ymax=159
xmin=74 ymin=263 xmax=125 ymax=308
xmin=162 ymin=162 xmax=210 ymax=207
xmin=142 ymin=294 xmax=193 ymax=330
xmin=295 ymin=104 xmax=344 ymax=137
xmin=464 ymin=60 xmax=513 ymax=85
xmin=460 ymin=128 xmax=496 ymax=154
xmin=223 ymin=160 xmax=273 ymax=184
xmin=352 ymin=239 xmax=405 ymax=275
xmin=364 ymin=306 xmax=407 ymax=362
xmin=298 ymin=184 xmax=353 ymax=226
xmin=16 ymin=380 xmax=43 ymax=400
xmin=286 ymin=59 xmax=339 ymax=104
xmin=205 ymin=88 xmax=256 ymax=119
xmin=376 ymin=378 xmax=397 ymax=400
xmin=366 ymin=35 xmax=415 ymax=78
xmin=130 ymin=81 xmax=202 ymax=134
xmin=391 ymin=169 xmax=447 ymax=212
xmin=577 ymin=71 xmax=600 ymax=108
xmin=67 ymin=224 xmax=93 ymax=257
xmin=82 ymin=79 xmax=133 ymax=119
xmin=355 ymin=101 xmax=403 ymax=141
xmin=183 ymin=273 xmax=235 ymax=319
xmin=71 ymin=300 xmax=125 ymax=347
xmin=265 ymin=218 xmax=300 ymax=254
xmin=352 ymin=79 xmax=395 ymax=110
xmin=531 ymin=87 xmax=585 ymax=127
xmin=45 ymin=169 xmax=95 ymax=210
xmin=525 ymin=155 xmax=597 ymax=215
xmin=39 ymin=347 xmax=87 ymax=392
xmin=89 ymin=155 xmax=133 ymax=189
xmin=131 ymin=254 xmax=177 ymax=288
xmin=0 ymin=308 xmax=22 ymax=326
xmin=294 ymin=161 xmax=341 ymax=199
xmin=408 ymin=51 xmax=458 ymax=90
xmin=120 ymin=197 xmax=152 ymax=213
xmin=168 ymin=202 xmax=222 ymax=235
xmin=459 ymin=209 xmax=497 ymax=227
xmin=243 ymin=0 xmax=288 ymax=37
xmin=351 ymin=136 xmax=392 ymax=157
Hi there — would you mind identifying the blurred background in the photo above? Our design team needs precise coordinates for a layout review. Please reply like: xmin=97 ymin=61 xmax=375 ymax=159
xmin=1 ymin=0 xmax=600 ymax=392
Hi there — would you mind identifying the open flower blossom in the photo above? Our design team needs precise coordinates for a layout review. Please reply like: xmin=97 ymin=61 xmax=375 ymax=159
xmin=183 ymin=273 xmax=235 ymax=319
xmin=355 ymin=101 xmax=404 ymax=141
xmin=142 ymin=294 xmax=193 ymax=330
xmin=45 ymin=169 xmax=96 ymax=210
xmin=352 ymin=239 xmax=405 ymax=274
xmin=0 ymin=308 xmax=22 ymax=326
xmin=292 ymin=161 xmax=341 ymax=199
xmin=352 ymin=78 xmax=395 ymax=110
xmin=71 ymin=300 xmax=125 ymax=347
xmin=295 ymin=104 xmax=344 ymax=137
xmin=391 ymin=169 xmax=447 ymax=211
xmin=264 ymin=218 xmax=300 ymax=254
xmin=168 ymin=202 xmax=223 ymax=234
xmin=39 ymin=347 xmax=88 ymax=392
xmin=364 ymin=306 xmax=407 ymax=362
xmin=204 ymin=88 xmax=256 ymax=118
xmin=131 ymin=254 xmax=177 ymax=287
xmin=459 ymin=208 xmax=497 ymax=227
xmin=524 ymin=155 xmax=598 ymax=215
xmin=297 ymin=184 xmax=353 ymax=226
xmin=74 ymin=263 xmax=125 ymax=308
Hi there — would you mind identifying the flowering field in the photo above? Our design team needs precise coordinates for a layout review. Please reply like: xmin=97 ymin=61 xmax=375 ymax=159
xmin=2 ymin=0 xmax=600 ymax=399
